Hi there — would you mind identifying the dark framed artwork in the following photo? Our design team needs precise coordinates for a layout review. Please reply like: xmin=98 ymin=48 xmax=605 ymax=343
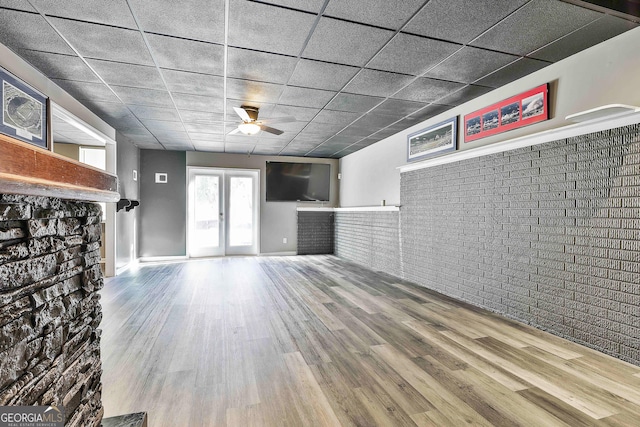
xmin=407 ymin=117 xmax=457 ymax=162
xmin=464 ymin=83 xmax=549 ymax=143
xmin=1 ymin=66 xmax=48 ymax=149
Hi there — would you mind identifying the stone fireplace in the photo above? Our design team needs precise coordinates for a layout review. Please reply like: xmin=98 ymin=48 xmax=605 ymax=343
xmin=0 ymin=134 xmax=119 ymax=426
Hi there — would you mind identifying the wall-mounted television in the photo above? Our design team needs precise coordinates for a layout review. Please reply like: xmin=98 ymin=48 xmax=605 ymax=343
xmin=266 ymin=161 xmax=331 ymax=202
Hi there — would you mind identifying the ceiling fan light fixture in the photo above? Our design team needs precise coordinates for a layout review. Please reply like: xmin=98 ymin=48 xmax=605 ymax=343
xmin=238 ymin=122 xmax=261 ymax=135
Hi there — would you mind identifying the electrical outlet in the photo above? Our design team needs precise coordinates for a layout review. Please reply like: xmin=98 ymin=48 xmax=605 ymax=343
xmin=283 ymin=237 xmax=287 ymax=244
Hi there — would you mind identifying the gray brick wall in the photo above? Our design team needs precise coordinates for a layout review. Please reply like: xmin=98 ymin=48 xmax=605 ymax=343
xmin=400 ymin=123 xmax=640 ymax=365
xmin=297 ymin=211 xmax=334 ymax=255
xmin=334 ymin=210 xmax=402 ymax=278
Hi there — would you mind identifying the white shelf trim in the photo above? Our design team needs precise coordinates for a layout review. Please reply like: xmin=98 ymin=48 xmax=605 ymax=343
xmin=297 ymin=206 xmax=400 ymax=212
xmin=399 ymin=110 xmax=640 ymax=173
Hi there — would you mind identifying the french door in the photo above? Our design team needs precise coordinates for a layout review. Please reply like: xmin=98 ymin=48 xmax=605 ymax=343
xmin=187 ymin=168 xmax=259 ymax=257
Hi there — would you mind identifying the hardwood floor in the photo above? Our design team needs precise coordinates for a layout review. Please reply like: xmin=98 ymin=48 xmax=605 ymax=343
xmin=100 ymin=256 xmax=640 ymax=426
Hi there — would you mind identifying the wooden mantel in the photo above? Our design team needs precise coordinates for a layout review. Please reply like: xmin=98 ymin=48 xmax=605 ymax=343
xmin=0 ymin=134 xmax=119 ymax=202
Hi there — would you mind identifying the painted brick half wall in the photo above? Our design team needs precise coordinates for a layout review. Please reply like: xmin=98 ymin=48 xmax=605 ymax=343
xmin=334 ymin=210 xmax=402 ymax=278
xmin=400 ymin=123 xmax=640 ymax=365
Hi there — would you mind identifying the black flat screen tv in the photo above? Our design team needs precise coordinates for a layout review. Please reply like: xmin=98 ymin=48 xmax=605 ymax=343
xmin=266 ymin=162 xmax=331 ymax=202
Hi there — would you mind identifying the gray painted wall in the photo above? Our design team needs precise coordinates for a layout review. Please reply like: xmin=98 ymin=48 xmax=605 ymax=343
xmin=116 ymin=133 xmax=140 ymax=268
xmin=139 ymin=150 xmax=186 ymax=258
xmin=339 ymin=26 xmax=640 ymax=207
xmin=186 ymin=152 xmax=339 ymax=254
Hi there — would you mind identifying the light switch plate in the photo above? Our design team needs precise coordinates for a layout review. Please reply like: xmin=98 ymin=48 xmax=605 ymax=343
xmin=155 ymin=173 xmax=168 ymax=183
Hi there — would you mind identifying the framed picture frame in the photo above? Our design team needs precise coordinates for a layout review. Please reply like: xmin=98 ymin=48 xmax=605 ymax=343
xmin=0 ymin=66 xmax=48 ymax=149
xmin=407 ymin=117 xmax=457 ymax=162
xmin=464 ymin=83 xmax=549 ymax=143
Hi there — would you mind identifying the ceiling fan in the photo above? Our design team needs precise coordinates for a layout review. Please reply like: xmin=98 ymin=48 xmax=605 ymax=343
xmin=229 ymin=105 xmax=294 ymax=136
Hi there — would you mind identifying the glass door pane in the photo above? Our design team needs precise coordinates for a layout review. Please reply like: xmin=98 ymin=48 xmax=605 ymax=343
xmin=225 ymin=170 xmax=259 ymax=255
xmin=188 ymin=169 xmax=224 ymax=257
xmin=228 ymin=177 xmax=253 ymax=247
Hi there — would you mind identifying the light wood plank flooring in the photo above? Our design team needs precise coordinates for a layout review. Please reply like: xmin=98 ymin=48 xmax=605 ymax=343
xmin=100 ymin=256 xmax=640 ymax=426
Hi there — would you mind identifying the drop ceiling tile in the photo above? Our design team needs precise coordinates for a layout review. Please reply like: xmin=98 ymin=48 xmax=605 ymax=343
xmin=424 ymin=47 xmax=518 ymax=84
xmin=392 ymin=78 xmax=465 ymax=103
xmin=129 ymin=0 xmax=224 ymax=43
xmin=324 ymin=0 xmax=425 ymax=30
xmin=312 ymin=110 xmax=361 ymax=126
xmin=325 ymin=93 xmax=384 ymax=113
xmin=80 ymin=100 xmax=132 ymax=122
xmin=129 ymin=105 xmax=180 ymax=121
xmin=437 ymin=84 xmax=493 ymax=106
xmin=53 ymin=79 xmax=119 ymax=102
xmin=279 ymin=86 xmax=336 ymax=108
xmin=371 ymin=99 xmax=427 ymax=118
xmin=142 ymin=119 xmax=186 ymax=133
xmin=257 ymin=139 xmax=289 ymax=148
xmin=179 ymin=109 xmax=225 ymax=123
xmin=184 ymin=123 xmax=225 ymax=134
xmin=152 ymin=130 xmax=191 ymax=143
xmin=194 ymin=141 xmax=225 ymax=151
xmin=351 ymin=113 xmax=400 ymax=130
xmin=338 ymin=126 xmax=373 ymax=138
xmin=404 ymin=104 xmax=452 ymax=125
xmin=16 ymin=49 xmax=100 ymax=82
xmin=228 ymin=0 xmax=316 ymax=55
xmin=162 ymin=69 xmax=224 ymax=97
xmin=303 ymin=122 xmax=346 ymax=136
xmin=303 ymin=17 xmax=394 ymax=67
xmin=404 ymin=0 xmax=530 ymax=44
xmin=0 ymin=9 xmax=74 ymax=55
xmin=343 ymin=69 xmax=415 ymax=98
xmin=367 ymin=33 xmax=461 ymax=76
xmin=172 ymin=92 xmax=224 ymax=112
xmin=529 ymin=14 xmax=637 ymax=63
xmin=145 ymin=33 xmax=223 ymax=76
xmin=288 ymin=59 xmax=359 ymax=91
xmin=227 ymin=79 xmax=285 ymax=104
xmin=0 ymin=1 xmax=35 ymax=12
xmin=188 ymin=132 xmax=225 ymax=141
xmin=226 ymin=134 xmax=259 ymax=144
xmin=323 ymin=134 xmax=362 ymax=145
xmin=100 ymin=112 xmax=143 ymax=130
xmin=112 ymin=86 xmax=173 ymax=108
xmin=470 ymin=0 xmax=601 ymax=56
xmin=475 ymin=57 xmax=550 ymax=88
xmin=258 ymin=0 xmax=326 ymax=13
xmin=253 ymin=146 xmax=286 ymax=155
xmin=31 ymin=0 xmax=137 ymax=28
xmin=227 ymin=48 xmax=298 ymax=84
xmin=86 ymin=59 xmax=165 ymax=90
xmin=119 ymin=126 xmax=155 ymax=138
xmin=49 ymin=17 xmax=154 ymax=65
xmin=272 ymin=105 xmax=321 ymax=121
xmin=226 ymin=144 xmax=256 ymax=154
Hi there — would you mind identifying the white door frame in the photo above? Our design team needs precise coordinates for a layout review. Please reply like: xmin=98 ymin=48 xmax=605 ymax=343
xmin=187 ymin=167 xmax=260 ymax=257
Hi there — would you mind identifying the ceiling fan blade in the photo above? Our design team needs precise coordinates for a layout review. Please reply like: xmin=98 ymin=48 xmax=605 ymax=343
xmin=262 ymin=116 xmax=296 ymax=125
xmin=260 ymin=125 xmax=284 ymax=135
xmin=228 ymin=127 xmax=241 ymax=135
xmin=233 ymin=107 xmax=251 ymax=122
